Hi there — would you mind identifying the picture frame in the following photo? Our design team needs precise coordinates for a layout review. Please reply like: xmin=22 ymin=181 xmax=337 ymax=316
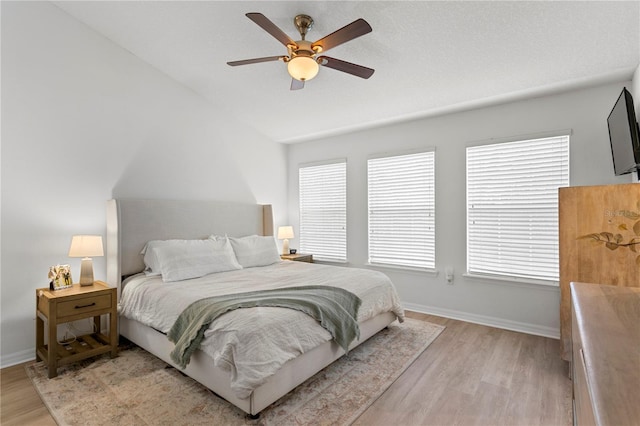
xmin=49 ymin=264 xmax=73 ymax=290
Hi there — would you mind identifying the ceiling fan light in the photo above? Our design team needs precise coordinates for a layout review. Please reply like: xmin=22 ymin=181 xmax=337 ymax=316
xmin=287 ymin=55 xmax=319 ymax=81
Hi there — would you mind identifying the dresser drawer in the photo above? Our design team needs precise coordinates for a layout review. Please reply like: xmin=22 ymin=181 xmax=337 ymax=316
xmin=57 ymin=293 xmax=112 ymax=318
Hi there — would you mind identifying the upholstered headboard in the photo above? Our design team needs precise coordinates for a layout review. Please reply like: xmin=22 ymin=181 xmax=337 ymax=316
xmin=106 ymin=199 xmax=273 ymax=295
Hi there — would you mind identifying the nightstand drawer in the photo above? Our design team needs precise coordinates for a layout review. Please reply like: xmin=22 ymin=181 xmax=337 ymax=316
xmin=57 ymin=294 xmax=111 ymax=318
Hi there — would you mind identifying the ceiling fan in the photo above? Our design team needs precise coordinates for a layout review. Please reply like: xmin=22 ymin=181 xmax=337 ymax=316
xmin=227 ymin=13 xmax=375 ymax=90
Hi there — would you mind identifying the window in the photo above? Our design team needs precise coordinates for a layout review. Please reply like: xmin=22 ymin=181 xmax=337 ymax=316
xmin=368 ymin=150 xmax=435 ymax=269
xmin=299 ymin=160 xmax=347 ymax=262
xmin=466 ymin=135 xmax=570 ymax=283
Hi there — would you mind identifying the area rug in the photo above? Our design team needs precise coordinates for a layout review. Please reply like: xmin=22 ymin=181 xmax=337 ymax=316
xmin=26 ymin=318 xmax=444 ymax=426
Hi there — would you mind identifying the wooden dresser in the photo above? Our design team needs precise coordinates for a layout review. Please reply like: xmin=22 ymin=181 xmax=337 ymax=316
xmin=570 ymin=282 xmax=640 ymax=425
xmin=559 ymin=183 xmax=640 ymax=361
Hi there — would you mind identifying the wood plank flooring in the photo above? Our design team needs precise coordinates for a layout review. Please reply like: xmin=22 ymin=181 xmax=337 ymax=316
xmin=354 ymin=312 xmax=572 ymax=426
xmin=0 ymin=312 xmax=572 ymax=425
xmin=1 ymin=363 xmax=56 ymax=426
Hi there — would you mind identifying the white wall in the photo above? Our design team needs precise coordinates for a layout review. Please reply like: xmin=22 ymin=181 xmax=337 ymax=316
xmin=631 ymin=64 xmax=640 ymax=183
xmin=1 ymin=2 xmax=287 ymax=366
xmin=287 ymin=81 xmax=636 ymax=338
xmin=631 ymin=64 xmax=640 ymax=116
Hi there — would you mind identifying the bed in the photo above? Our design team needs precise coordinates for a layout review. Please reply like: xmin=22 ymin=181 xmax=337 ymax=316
xmin=106 ymin=198 xmax=404 ymax=416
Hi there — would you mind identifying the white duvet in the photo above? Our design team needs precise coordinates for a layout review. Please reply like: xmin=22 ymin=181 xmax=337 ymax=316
xmin=118 ymin=261 xmax=405 ymax=399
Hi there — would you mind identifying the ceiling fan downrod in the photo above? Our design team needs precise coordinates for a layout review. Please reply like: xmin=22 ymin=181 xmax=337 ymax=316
xmin=294 ymin=14 xmax=314 ymax=40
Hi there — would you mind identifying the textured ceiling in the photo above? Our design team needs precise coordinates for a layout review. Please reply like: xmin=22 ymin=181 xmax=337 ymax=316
xmin=53 ymin=1 xmax=640 ymax=143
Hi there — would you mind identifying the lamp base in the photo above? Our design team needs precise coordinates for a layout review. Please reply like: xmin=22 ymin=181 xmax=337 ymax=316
xmin=78 ymin=258 xmax=95 ymax=286
xmin=282 ymin=239 xmax=290 ymax=255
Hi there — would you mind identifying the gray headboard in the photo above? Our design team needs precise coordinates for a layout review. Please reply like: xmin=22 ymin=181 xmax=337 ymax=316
xmin=106 ymin=199 xmax=273 ymax=295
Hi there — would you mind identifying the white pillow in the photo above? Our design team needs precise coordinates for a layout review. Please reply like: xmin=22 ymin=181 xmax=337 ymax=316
xmin=141 ymin=239 xmax=190 ymax=276
xmin=229 ymin=235 xmax=281 ymax=268
xmin=153 ymin=238 xmax=242 ymax=282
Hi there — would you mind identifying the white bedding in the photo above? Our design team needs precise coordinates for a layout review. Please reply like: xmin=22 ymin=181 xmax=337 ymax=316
xmin=118 ymin=261 xmax=405 ymax=399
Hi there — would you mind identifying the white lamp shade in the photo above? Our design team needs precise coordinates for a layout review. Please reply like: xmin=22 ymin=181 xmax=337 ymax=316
xmin=277 ymin=226 xmax=295 ymax=240
xmin=68 ymin=235 xmax=104 ymax=258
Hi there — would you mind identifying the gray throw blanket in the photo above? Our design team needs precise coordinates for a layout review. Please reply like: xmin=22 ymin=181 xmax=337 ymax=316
xmin=168 ymin=285 xmax=362 ymax=369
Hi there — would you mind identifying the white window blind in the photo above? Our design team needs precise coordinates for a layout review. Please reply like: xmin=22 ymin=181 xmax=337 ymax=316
xmin=466 ymin=135 xmax=570 ymax=283
xmin=299 ymin=161 xmax=347 ymax=262
xmin=368 ymin=151 xmax=435 ymax=269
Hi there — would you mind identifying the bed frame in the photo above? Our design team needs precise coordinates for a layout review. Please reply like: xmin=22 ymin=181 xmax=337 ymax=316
xmin=106 ymin=198 xmax=396 ymax=416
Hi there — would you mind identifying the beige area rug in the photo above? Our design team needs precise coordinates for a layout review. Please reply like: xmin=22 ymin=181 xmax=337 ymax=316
xmin=26 ymin=318 xmax=444 ymax=426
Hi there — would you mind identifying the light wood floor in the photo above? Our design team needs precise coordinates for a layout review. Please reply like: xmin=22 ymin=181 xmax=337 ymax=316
xmin=1 ymin=312 xmax=572 ymax=426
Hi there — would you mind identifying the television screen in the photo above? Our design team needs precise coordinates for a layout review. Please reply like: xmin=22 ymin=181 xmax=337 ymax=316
xmin=607 ymin=87 xmax=640 ymax=176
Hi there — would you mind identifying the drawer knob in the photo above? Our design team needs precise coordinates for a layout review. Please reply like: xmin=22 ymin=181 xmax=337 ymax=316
xmin=75 ymin=302 xmax=96 ymax=309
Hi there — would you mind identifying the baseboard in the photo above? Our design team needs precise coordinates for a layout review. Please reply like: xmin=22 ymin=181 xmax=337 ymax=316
xmin=404 ymin=302 xmax=560 ymax=339
xmin=1 ymin=347 xmax=35 ymax=369
xmin=1 ymin=322 xmax=108 ymax=369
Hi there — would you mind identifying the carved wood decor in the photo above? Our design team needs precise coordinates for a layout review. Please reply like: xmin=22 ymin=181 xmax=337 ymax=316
xmin=559 ymin=183 xmax=640 ymax=360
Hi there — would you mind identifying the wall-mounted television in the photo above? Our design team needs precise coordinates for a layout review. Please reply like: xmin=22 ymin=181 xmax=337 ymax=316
xmin=607 ymin=87 xmax=640 ymax=176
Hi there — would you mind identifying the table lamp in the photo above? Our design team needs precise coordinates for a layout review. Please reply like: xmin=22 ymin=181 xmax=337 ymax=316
xmin=68 ymin=235 xmax=104 ymax=286
xmin=277 ymin=226 xmax=295 ymax=255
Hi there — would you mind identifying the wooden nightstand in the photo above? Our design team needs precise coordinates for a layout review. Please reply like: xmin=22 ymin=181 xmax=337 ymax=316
xmin=35 ymin=280 xmax=117 ymax=378
xmin=281 ymin=253 xmax=313 ymax=263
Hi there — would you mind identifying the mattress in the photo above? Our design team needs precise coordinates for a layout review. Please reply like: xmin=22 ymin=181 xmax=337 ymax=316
xmin=118 ymin=261 xmax=404 ymax=399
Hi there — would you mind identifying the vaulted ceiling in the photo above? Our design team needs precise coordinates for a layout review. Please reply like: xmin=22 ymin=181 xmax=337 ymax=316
xmin=53 ymin=1 xmax=640 ymax=143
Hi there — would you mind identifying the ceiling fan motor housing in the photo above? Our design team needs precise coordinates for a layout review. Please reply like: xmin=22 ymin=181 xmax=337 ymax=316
xmin=290 ymin=40 xmax=317 ymax=57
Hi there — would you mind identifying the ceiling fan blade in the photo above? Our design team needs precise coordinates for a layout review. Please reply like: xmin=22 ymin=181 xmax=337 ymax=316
xmin=290 ymin=78 xmax=305 ymax=91
xmin=319 ymin=56 xmax=375 ymax=79
xmin=227 ymin=56 xmax=284 ymax=66
xmin=246 ymin=13 xmax=297 ymax=48
xmin=311 ymin=18 xmax=372 ymax=53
